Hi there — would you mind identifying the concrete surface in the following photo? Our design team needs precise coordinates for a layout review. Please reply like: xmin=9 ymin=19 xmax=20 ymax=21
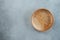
xmin=0 ymin=0 xmax=60 ymax=40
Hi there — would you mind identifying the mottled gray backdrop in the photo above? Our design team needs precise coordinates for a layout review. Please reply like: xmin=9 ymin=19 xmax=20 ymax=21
xmin=0 ymin=0 xmax=60 ymax=40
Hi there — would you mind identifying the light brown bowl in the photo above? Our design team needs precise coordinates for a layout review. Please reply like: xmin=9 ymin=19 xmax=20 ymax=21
xmin=32 ymin=8 xmax=54 ymax=32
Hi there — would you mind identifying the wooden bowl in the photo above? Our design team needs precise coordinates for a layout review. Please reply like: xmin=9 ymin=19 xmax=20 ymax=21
xmin=32 ymin=8 xmax=54 ymax=32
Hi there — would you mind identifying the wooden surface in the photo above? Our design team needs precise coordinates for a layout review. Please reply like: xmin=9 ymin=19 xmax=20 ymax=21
xmin=32 ymin=9 xmax=54 ymax=32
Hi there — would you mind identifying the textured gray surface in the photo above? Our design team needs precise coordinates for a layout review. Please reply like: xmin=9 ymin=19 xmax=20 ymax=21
xmin=0 ymin=0 xmax=60 ymax=40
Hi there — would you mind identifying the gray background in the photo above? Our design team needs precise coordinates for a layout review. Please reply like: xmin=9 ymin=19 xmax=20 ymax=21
xmin=0 ymin=0 xmax=60 ymax=40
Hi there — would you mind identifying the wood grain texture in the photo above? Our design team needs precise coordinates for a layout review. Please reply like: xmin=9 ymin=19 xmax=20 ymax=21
xmin=32 ymin=8 xmax=54 ymax=32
